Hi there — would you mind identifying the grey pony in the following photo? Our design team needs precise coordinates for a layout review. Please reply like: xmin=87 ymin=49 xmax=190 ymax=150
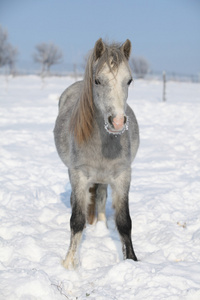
xmin=54 ymin=38 xmax=139 ymax=269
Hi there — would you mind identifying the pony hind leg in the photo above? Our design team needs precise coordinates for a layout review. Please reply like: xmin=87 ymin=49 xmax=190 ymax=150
xmin=96 ymin=184 xmax=107 ymax=224
xmin=87 ymin=184 xmax=108 ymax=225
xmin=88 ymin=184 xmax=98 ymax=224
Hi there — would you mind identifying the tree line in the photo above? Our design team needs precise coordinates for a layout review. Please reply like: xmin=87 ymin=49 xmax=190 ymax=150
xmin=0 ymin=25 xmax=149 ymax=78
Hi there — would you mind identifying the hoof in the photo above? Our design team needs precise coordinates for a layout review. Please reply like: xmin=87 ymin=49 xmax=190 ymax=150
xmin=62 ymin=255 xmax=79 ymax=270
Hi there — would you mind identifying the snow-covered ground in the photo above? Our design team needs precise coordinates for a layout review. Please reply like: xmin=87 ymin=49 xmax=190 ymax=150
xmin=0 ymin=75 xmax=200 ymax=300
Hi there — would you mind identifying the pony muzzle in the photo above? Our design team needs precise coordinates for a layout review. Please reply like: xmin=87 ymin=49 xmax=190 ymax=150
xmin=106 ymin=114 xmax=129 ymax=134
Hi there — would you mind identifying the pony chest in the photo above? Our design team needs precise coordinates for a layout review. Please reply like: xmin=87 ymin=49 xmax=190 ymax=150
xmin=71 ymin=134 xmax=131 ymax=183
xmin=74 ymin=148 xmax=130 ymax=183
xmin=78 ymin=159 xmax=128 ymax=184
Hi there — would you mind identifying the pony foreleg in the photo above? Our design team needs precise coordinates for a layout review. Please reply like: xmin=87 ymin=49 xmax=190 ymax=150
xmin=63 ymin=231 xmax=83 ymax=269
xmin=63 ymin=193 xmax=86 ymax=269
xmin=115 ymin=199 xmax=137 ymax=261
xmin=111 ymin=173 xmax=138 ymax=262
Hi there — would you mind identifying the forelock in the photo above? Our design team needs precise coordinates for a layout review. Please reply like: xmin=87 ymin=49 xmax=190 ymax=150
xmin=93 ymin=42 xmax=126 ymax=75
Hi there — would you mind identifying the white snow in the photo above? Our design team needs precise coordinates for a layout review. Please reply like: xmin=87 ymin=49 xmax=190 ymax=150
xmin=0 ymin=75 xmax=200 ymax=299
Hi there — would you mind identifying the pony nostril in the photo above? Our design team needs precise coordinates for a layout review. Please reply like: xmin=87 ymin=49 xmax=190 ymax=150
xmin=108 ymin=116 xmax=113 ymax=126
xmin=124 ymin=116 xmax=127 ymax=124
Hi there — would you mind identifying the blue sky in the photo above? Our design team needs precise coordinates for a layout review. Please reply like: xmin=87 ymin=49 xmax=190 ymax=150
xmin=1 ymin=0 xmax=200 ymax=74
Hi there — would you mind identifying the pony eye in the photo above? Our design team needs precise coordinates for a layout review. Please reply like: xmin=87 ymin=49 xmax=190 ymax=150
xmin=127 ymin=78 xmax=133 ymax=86
xmin=95 ymin=79 xmax=101 ymax=85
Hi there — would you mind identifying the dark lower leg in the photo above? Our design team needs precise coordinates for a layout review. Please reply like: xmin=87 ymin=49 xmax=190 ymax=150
xmin=115 ymin=202 xmax=137 ymax=261
xmin=63 ymin=196 xmax=86 ymax=269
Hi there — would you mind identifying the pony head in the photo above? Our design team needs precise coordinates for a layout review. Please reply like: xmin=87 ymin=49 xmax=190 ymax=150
xmin=72 ymin=38 xmax=133 ymax=144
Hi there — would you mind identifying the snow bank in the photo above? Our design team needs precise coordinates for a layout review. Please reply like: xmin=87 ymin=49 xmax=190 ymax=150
xmin=0 ymin=75 xmax=200 ymax=299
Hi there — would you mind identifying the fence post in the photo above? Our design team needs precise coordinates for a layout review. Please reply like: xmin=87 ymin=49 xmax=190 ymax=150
xmin=163 ymin=71 xmax=166 ymax=102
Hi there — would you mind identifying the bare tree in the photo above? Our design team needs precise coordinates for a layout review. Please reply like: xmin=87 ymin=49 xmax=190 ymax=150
xmin=0 ymin=25 xmax=8 ymax=68
xmin=130 ymin=56 xmax=149 ymax=78
xmin=33 ymin=43 xmax=63 ymax=75
xmin=0 ymin=25 xmax=18 ymax=74
xmin=6 ymin=44 xmax=18 ymax=74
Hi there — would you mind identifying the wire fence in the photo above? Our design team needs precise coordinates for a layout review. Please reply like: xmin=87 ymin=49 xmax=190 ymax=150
xmin=0 ymin=61 xmax=199 ymax=83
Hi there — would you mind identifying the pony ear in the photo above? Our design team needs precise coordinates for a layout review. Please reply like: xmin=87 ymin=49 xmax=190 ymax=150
xmin=94 ymin=38 xmax=105 ymax=60
xmin=120 ymin=39 xmax=132 ymax=60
